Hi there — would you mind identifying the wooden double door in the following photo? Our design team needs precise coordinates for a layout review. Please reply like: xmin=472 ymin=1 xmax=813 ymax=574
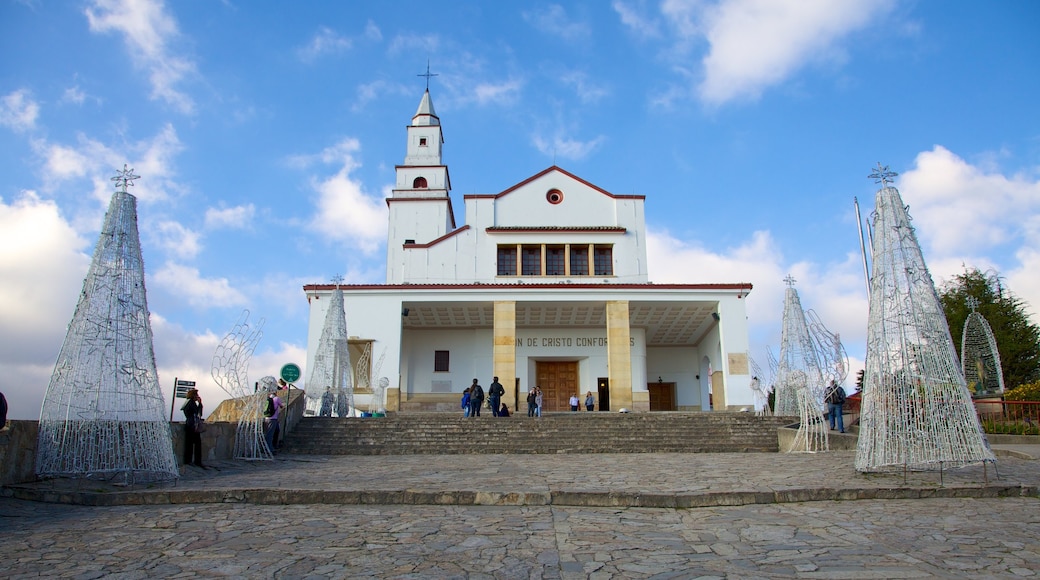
xmin=536 ymin=361 xmax=578 ymax=412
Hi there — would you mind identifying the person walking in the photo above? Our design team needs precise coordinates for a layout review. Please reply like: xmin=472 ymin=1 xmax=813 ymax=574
xmin=825 ymin=380 xmax=847 ymax=433
xmin=584 ymin=391 xmax=595 ymax=412
xmin=468 ymin=379 xmax=484 ymax=417
xmin=569 ymin=394 xmax=580 ymax=412
xmin=181 ymin=388 xmax=204 ymax=468
xmin=488 ymin=376 xmax=505 ymax=417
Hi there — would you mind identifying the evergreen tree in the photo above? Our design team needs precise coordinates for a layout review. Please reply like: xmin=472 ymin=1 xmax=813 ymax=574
xmin=939 ymin=267 xmax=1040 ymax=390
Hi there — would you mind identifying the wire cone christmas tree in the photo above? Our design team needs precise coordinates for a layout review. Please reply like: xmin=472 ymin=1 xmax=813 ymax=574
xmin=961 ymin=297 xmax=1005 ymax=397
xmin=855 ymin=164 xmax=994 ymax=472
xmin=774 ymin=277 xmax=827 ymax=417
xmin=774 ymin=277 xmax=828 ymax=451
xmin=307 ymin=279 xmax=354 ymax=417
xmin=36 ymin=166 xmax=178 ymax=483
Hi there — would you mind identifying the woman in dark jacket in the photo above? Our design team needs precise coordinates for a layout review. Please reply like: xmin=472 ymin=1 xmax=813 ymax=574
xmin=182 ymin=388 xmax=205 ymax=468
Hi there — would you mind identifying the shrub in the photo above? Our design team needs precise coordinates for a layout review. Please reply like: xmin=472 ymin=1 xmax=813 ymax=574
xmin=1004 ymin=380 xmax=1040 ymax=401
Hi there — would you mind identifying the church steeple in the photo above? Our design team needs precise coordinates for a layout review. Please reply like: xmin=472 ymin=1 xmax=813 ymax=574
xmin=403 ymin=89 xmax=444 ymax=167
xmin=385 ymin=86 xmax=455 ymax=284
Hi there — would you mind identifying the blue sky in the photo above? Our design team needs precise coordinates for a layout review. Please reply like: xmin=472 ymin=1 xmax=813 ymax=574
xmin=2 ymin=0 xmax=1038 ymax=419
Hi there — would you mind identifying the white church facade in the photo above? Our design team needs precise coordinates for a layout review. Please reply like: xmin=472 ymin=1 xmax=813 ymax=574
xmin=303 ymin=89 xmax=755 ymax=414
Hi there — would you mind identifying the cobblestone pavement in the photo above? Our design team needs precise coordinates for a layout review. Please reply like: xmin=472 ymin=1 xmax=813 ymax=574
xmin=3 ymin=496 xmax=1039 ymax=578
xmin=2 ymin=450 xmax=1038 ymax=578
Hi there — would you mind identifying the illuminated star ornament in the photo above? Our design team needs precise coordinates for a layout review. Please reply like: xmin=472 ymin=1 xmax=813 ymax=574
xmin=867 ymin=162 xmax=898 ymax=187
xmin=111 ymin=164 xmax=141 ymax=193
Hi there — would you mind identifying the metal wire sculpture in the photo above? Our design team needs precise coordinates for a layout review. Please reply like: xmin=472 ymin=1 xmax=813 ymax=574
xmin=790 ymin=370 xmax=829 ymax=453
xmin=961 ymin=296 xmax=1005 ymax=397
xmin=806 ymin=309 xmax=850 ymax=387
xmin=35 ymin=166 xmax=179 ymax=484
xmin=211 ymin=310 xmax=270 ymax=460
xmin=307 ymin=282 xmax=355 ymax=417
xmin=855 ymin=164 xmax=995 ymax=472
xmin=367 ymin=349 xmax=387 ymax=413
xmin=747 ymin=353 xmax=771 ymax=416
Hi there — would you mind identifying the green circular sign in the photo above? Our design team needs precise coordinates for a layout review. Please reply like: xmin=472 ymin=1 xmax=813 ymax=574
xmin=280 ymin=363 xmax=301 ymax=384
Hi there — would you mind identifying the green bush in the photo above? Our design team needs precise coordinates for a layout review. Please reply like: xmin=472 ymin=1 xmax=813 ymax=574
xmin=1004 ymin=380 xmax=1040 ymax=401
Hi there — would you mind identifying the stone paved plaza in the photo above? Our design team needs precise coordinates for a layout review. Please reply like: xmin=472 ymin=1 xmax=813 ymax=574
xmin=2 ymin=449 xmax=1038 ymax=578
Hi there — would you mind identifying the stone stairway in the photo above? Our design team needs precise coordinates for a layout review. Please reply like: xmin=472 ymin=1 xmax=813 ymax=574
xmin=282 ymin=412 xmax=792 ymax=455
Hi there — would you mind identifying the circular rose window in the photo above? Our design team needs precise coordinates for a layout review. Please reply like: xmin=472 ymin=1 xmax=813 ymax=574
xmin=546 ymin=189 xmax=564 ymax=204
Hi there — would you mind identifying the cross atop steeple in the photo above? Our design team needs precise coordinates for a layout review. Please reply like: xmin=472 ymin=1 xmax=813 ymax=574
xmin=417 ymin=60 xmax=438 ymax=91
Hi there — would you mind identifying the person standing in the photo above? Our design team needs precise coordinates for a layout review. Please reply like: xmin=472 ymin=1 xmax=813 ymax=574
xmin=181 ymin=388 xmax=204 ymax=468
xmin=569 ymin=394 xmax=580 ymax=412
xmin=584 ymin=391 xmax=595 ymax=412
xmin=468 ymin=379 xmax=484 ymax=417
xmin=534 ymin=387 xmax=543 ymax=418
xmin=825 ymin=380 xmax=846 ymax=433
xmin=526 ymin=389 xmax=537 ymax=417
xmin=320 ymin=387 xmax=334 ymax=417
xmin=461 ymin=388 xmax=471 ymax=417
xmin=488 ymin=376 xmax=505 ymax=417
xmin=264 ymin=387 xmax=283 ymax=451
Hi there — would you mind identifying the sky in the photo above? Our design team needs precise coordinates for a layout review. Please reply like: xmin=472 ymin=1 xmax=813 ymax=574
xmin=2 ymin=0 xmax=1039 ymax=420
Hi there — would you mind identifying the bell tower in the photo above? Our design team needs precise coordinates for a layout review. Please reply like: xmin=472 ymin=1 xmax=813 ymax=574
xmin=385 ymin=88 xmax=455 ymax=283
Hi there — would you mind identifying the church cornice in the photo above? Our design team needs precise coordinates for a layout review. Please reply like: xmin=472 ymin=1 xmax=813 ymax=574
xmin=485 ymin=226 xmax=627 ymax=234
xmin=304 ymin=282 xmax=753 ymax=294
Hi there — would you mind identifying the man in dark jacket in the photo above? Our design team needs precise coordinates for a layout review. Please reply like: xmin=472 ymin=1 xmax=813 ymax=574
xmin=488 ymin=377 xmax=505 ymax=416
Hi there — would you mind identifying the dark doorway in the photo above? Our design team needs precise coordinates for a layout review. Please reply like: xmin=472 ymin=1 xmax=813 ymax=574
xmin=649 ymin=382 xmax=676 ymax=411
xmin=597 ymin=377 xmax=610 ymax=412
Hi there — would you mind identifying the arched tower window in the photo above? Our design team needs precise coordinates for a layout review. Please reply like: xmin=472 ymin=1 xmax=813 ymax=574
xmin=413 ymin=176 xmax=428 ymax=188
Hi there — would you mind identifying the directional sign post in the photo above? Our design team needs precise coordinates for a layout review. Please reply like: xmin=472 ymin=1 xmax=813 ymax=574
xmin=280 ymin=363 xmax=301 ymax=385
xmin=170 ymin=378 xmax=196 ymax=421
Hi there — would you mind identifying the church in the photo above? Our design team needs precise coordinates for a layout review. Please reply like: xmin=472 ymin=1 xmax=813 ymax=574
xmin=303 ymin=89 xmax=755 ymax=414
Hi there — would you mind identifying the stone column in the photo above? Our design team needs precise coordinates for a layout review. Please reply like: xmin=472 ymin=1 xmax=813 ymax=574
xmin=493 ymin=301 xmax=517 ymax=409
xmin=606 ymin=301 xmax=633 ymax=410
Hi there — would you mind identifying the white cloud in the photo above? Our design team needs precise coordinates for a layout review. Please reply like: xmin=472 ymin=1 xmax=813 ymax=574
xmin=306 ymin=138 xmax=386 ymax=253
xmin=36 ymin=123 xmax=183 ymax=207
xmin=613 ymin=0 xmax=662 ymax=38
xmin=659 ymin=0 xmax=893 ymax=105
xmin=532 ymin=134 xmax=605 ymax=161
xmin=152 ymin=262 xmax=248 ymax=308
xmin=0 ymin=89 xmax=39 ymax=132
xmin=896 ymin=146 xmax=1040 ymax=325
xmin=298 ymin=26 xmax=352 ymax=62
xmin=151 ymin=220 xmax=202 ymax=260
xmin=469 ymin=79 xmax=524 ymax=107
xmin=388 ymin=33 xmax=440 ymax=55
xmin=61 ymin=86 xmax=87 ymax=105
xmin=0 ymin=192 xmax=90 ymax=420
xmin=523 ymin=4 xmax=592 ymax=41
xmin=561 ymin=71 xmax=609 ymax=104
xmin=85 ymin=0 xmax=197 ymax=114
xmin=898 ymin=146 xmax=1040 ymax=257
xmin=205 ymin=204 xmax=256 ymax=229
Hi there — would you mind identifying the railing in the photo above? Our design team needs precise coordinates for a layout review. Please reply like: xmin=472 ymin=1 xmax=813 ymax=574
xmin=837 ymin=395 xmax=1040 ymax=433
xmin=975 ymin=399 xmax=1040 ymax=435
